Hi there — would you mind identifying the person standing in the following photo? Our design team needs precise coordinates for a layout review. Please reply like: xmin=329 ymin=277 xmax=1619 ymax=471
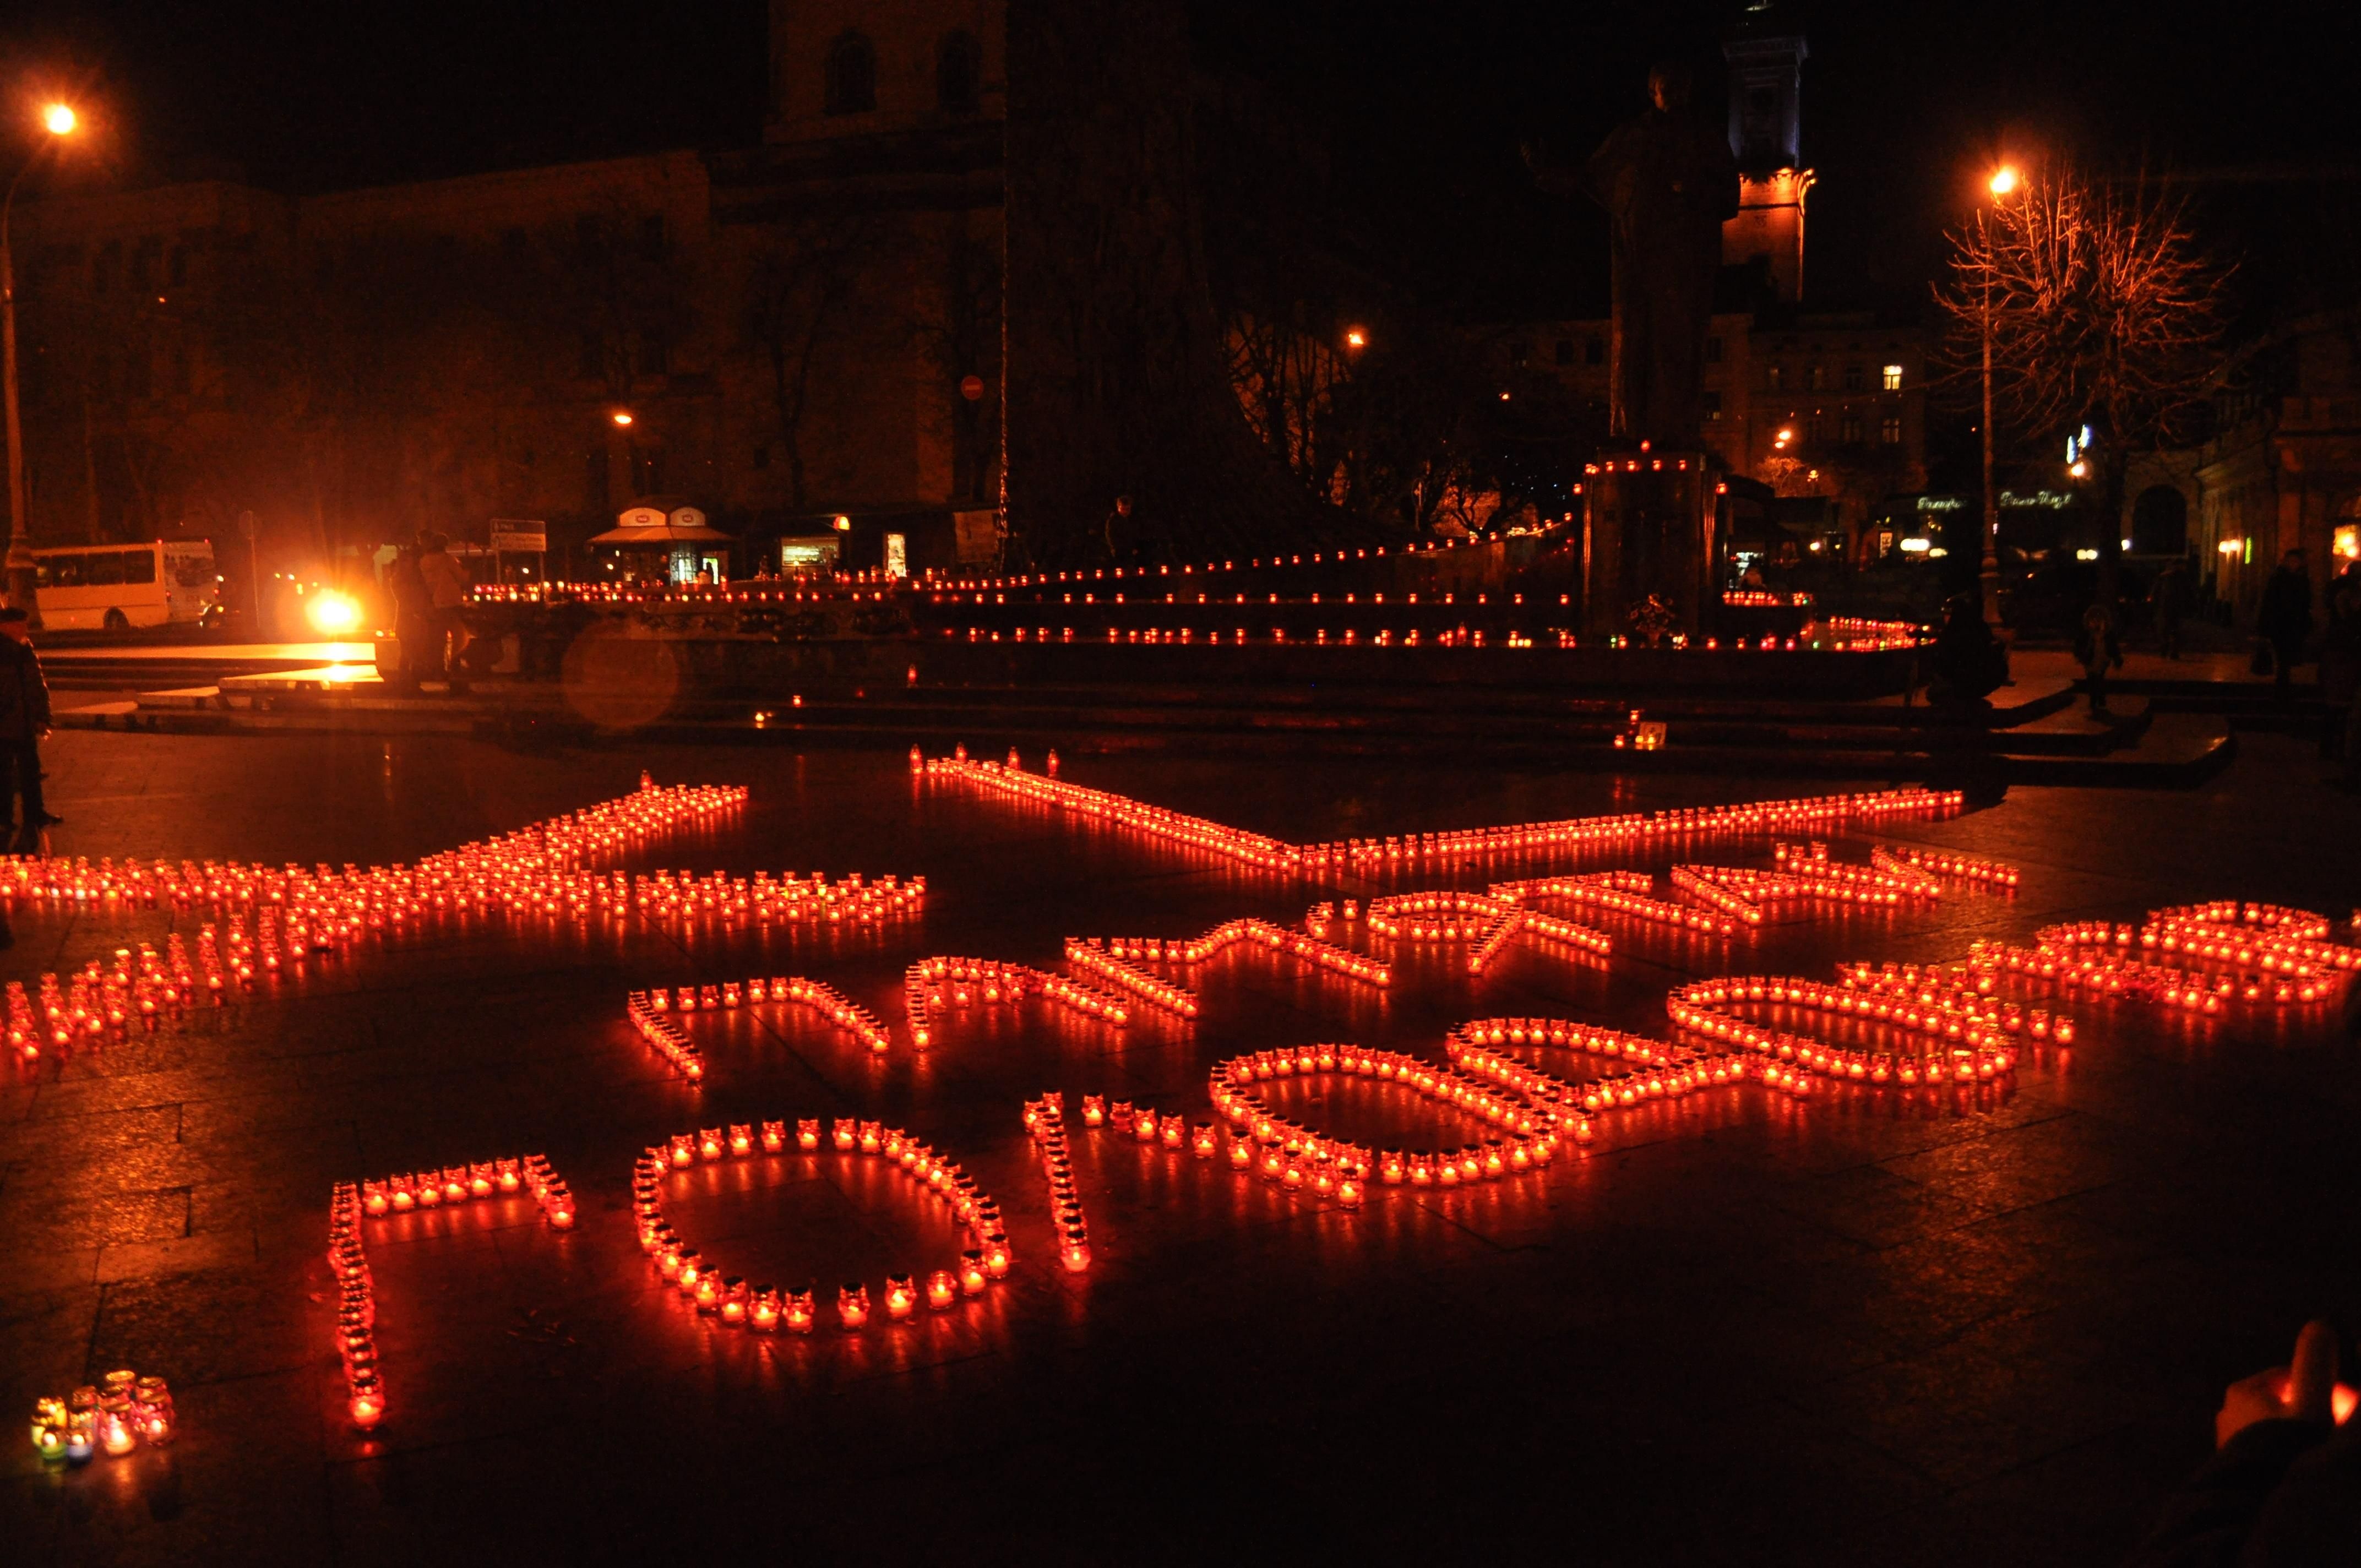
xmin=0 ymin=607 xmax=58 ymax=853
xmin=2257 ymin=549 xmax=2314 ymax=698
xmin=387 ymin=541 xmax=433 ymax=693
xmin=2075 ymin=598 xmax=2123 ymax=716
xmin=415 ymin=533 xmax=471 ymax=694
xmin=1102 ymin=496 xmax=1137 ymax=566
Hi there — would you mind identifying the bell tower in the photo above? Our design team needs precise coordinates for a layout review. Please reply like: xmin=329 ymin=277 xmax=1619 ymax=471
xmin=1720 ymin=4 xmax=1811 ymax=303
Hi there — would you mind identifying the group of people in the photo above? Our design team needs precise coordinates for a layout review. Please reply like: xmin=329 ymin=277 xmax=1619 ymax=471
xmin=384 ymin=532 xmax=472 ymax=694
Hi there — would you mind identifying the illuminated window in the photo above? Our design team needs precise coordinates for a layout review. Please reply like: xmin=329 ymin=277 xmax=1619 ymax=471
xmin=1702 ymin=390 xmax=1722 ymax=422
xmin=1809 ymin=364 xmax=1826 ymax=391
xmin=1882 ymin=363 xmax=1903 ymax=390
xmin=1881 ymin=414 xmax=1902 ymax=444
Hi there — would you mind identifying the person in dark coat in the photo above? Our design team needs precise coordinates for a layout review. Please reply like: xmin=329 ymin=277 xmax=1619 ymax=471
xmin=2256 ymin=549 xmax=2314 ymax=698
xmin=2125 ymin=1319 xmax=2360 ymax=1565
xmin=2075 ymin=599 xmax=2123 ymax=715
xmin=0 ymin=607 xmax=58 ymax=854
xmin=387 ymin=542 xmax=434 ymax=692
xmin=1926 ymin=592 xmax=2008 ymax=711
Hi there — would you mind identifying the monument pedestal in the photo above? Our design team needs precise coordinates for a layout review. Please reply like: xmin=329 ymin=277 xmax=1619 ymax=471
xmin=1581 ymin=448 xmax=1720 ymax=643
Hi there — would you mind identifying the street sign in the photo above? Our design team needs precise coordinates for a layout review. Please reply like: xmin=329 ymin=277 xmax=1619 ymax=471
xmin=488 ymin=519 xmax=547 ymax=552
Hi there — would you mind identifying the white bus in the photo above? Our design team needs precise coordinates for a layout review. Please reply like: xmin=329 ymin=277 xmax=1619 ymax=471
xmin=33 ymin=541 xmax=222 ymax=631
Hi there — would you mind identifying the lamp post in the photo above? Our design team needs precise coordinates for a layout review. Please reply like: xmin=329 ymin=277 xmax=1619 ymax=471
xmin=1978 ymin=164 xmax=2019 ymax=625
xmin=3 ymin=103 xmax=78 ymax=623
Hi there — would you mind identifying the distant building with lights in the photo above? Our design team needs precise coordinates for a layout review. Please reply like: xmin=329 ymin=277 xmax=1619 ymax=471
xmin=2124 ymin=309 xmax=2361 ymax=626
xmin=1504 ymin=3 xmax=1928 ymax=561
xmin=7 ymin=2 xmax=1008 ymax=576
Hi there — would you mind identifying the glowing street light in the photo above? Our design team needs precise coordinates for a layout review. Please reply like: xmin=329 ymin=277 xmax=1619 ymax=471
xmin=6 ymin=99 xmax=85 ymax=625
xmin=1976 ymin=162 xmax=2022 ymax=624
xmin=610 ymin=410 xmax=634 ymax=427
xmin=1344 ymin=328 xmax=1367 ymax=350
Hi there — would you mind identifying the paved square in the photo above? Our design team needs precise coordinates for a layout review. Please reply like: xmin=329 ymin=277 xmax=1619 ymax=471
xmin=1 ymin=731 xmax=2354 ymax=1564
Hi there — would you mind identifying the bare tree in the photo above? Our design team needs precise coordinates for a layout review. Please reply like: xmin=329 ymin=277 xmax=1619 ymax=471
xmin=1934 ymin=166 xmax=2234 ymax=587
xmin=744 ymin=216 xmax=880 ymax=512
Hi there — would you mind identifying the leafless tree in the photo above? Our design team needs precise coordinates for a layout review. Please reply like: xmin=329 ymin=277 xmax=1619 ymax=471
xmin=1934 ymin=166 xmax=2234 ymax=584
xmin=744 ymin=215 xmax=880 ymax=512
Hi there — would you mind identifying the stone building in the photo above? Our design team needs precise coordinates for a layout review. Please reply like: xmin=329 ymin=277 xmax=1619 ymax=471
xmin=9 ymin=1 xmax=1006 ymax=579
xmin=2126 ymin=309 xmax=2361 ymax=627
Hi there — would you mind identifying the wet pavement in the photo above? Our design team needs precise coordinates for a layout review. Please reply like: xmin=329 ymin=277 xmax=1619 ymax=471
xmin=0 ymin=728 xmax=2355 ymax=1564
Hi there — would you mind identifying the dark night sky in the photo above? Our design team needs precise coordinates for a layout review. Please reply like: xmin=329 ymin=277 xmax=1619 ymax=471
xmin=7 ymin=1 xmax=2358 ymax=320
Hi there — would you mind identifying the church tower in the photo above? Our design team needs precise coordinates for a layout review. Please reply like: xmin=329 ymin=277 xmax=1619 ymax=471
xmin=765 ymin=0 xmax=1004 ymax=145
xmin=1719 ymin=3 xmax=1811 ymax=303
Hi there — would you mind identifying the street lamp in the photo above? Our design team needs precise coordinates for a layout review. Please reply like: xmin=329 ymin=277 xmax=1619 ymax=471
xmin=4 ymin=102 xmax=80 ymax=622
xmin=1978 ymin=164 xmax=2021 ymax=625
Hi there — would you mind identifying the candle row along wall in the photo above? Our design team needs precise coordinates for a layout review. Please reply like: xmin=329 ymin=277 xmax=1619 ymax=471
xmin=30 ymin=1369 xmax=175 ymax=1464
xmin=633 ymin=1119 xmax=1009 ymax=1331
xmin=926 ymin=751 xmax=1963 ymax=874
xmin=330 ymin=1153 xmax=573 ymax=1430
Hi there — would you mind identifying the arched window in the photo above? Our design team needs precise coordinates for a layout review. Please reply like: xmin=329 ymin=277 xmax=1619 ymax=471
xmin=824 ymin=31 xmax=875 ymax=116
xmin=938 ymin=30 xmax=982 ymax=116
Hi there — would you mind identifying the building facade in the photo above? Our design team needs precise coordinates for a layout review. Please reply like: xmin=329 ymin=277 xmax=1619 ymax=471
xmin=10 ymin=2 xmax=1005 ymax=578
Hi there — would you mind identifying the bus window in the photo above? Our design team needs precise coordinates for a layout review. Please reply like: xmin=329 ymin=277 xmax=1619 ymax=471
xmin=36 ymin=555 xmax=86 ymax=589
xmin=170 ymin=551 xmax=214 ymax=587
xmin=88 ymin=551 xmax=126 ymax=586
xmin=124 ymin=549 xmax=157 ymax=585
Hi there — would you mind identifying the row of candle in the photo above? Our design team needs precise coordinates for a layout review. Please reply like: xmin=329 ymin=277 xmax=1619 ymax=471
xmin=1021 ymin=1096 xmax=1094 ymax=1271
xmin=1870 ymin=846 xmax=2022 ymax=888
xmin=927 ymin=749 xmax=1961 ymax=874
xmin=1490 ymin=871 xmax=1740 ymax=937
xmin=640 ymin=974 xmax=894 ymax=1053
xmin=632 ymin=1119 xmax=1009 ymax=1331
xmin=30 ymin=1370 xmax=175 ymax=1463
xmin=1667 ymin=974 xmax=2027 ymax=1084
xmin=1063 ymin=940 xmax=1200 ymax=1018
xmin=8 ymin=937 xmax=230 ymax=1063
xmin=905 ymin=959 xmax=1131 ymax=1048
xmin=1965 ymin=906 xmax=2355 ymax=1009
xmin=1168 ymin=918 xmax=1392 ymax=987
xmin=1364 ymin=890 xmax=1614 ymax=976
xmin=1210 ymin=1046 xmax=1557 ymax=1190
xmin=1441 ymin=1017 xmax=1748 ymax=1136
xmin=929 ymin=620 xmax=1914 ymax=655
xmin=329 ymin=1183 xmax=385 ymax=1429
xmin=628 ymin=869 xmax=922 ymax=926
xmin=6 ymin=783 xmax=755 ymax=1065
xmin=357 ymin=1154 xmax=575 ymax=1227
xmin=331 ymin=1153 xmax=577 ymax=1429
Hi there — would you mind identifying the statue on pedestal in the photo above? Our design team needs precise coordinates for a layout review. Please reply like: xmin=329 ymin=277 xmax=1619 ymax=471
xmin=1533 ymin=62 xmax=1738 ymax=444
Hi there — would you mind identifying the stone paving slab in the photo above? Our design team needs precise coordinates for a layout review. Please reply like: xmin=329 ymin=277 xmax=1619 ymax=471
xmin=0 ymin=728 xmax=2353 ymax=1562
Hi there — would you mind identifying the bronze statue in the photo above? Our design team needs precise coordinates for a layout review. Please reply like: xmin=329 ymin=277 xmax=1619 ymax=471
xmin=1533 ymin=63 xmax=1738 ymax=444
